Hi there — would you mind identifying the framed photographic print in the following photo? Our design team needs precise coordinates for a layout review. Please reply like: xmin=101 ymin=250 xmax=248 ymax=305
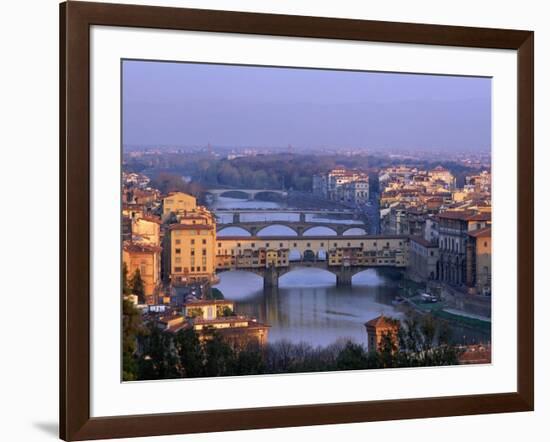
xmin=60 ymin=1 xmax=534 ymax=440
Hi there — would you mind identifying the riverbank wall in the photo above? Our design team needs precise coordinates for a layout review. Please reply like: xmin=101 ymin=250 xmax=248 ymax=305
xmin=428 ymin=281 xmax=492 ymax=319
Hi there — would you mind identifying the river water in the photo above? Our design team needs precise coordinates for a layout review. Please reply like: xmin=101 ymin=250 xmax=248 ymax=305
xmin=210 ymin=197 xmax=489 ymax=349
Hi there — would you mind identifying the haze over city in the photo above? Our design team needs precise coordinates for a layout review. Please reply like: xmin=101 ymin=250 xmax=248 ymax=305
xmin=122 ymin=60 xmax=491 ymax=152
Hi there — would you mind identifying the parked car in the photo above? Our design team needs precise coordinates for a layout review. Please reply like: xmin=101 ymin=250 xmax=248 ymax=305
xmin=420 ymin=293 xmax=438 ymax=303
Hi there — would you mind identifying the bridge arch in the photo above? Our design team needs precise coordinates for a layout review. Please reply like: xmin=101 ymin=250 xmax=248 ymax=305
xmin=256 ymin=224 xmax=299 ymax=237
xmin=342 ymin=227 xmax=367 ymax=236
xmin=278 ymin=266 xmax=337 ymax=286
xmin=302 ymin=225 xmax=338 ymax=236
xmin=219 ymin=190 xmax=251 ymax=200
xmin=288 ymin=248 xmax=302 ymax=262
xmin=253 ymin=190 xmax=285 ymax=203
xmin=351 ymin=268 xmax=386 ymax=285
xmin=302 ymin=249 xmax=317 ymax=262
xmin=217 ymin=226 xmax=252 ymax=237
xmin=214 ymin=269 xmax=264 ymax=288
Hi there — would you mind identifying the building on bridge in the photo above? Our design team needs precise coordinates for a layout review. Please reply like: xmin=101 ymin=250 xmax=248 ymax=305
xmin=216 ymin=246 xmax=290 ymax=271
xmin=214 ymin=235 xmax=408 ymax=287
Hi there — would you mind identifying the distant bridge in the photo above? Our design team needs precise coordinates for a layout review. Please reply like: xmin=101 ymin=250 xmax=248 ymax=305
xmin=206 ymin=188 xmax=288 ymax=200
xmin=217 ymin=221 xmax=368 ymax=237
xmin=215 ymin=209 xmax=360 ymax=224
xmin=214 ymin=208 xmax=357 ymax=215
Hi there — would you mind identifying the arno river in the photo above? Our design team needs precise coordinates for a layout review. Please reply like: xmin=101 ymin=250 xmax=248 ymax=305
xmin=211 ymin=197 xmax=489 ymax=348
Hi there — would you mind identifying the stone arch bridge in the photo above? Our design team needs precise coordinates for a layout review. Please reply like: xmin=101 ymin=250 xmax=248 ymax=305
xmin=217 ymin=261 xmax=383 ymax=288
xmin=206 ymin=188 xmax=288 ymax=201
xmin=217 ymin=221 xmax=368 ymax=237
xmin=215 ymin=234 xmax=409 ymax=288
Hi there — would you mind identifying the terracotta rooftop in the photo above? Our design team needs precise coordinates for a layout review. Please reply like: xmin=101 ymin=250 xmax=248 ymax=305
xmin=184 ymin=299 xmax=234 ymax=307
xmin=123 ymin=241 xmax=162 ymax=253
xmin=438 ymin=210 xmax=491 ymax=222
xmin=165 ymin=191 xmax=196 ymax=198
xmin=468 ymin=213 xmax=492 ymax=221
xmin=410 ymin=236 xmax=438 ymax=247
xmin=170 ymin=224 xmax=214 ymax=231
xmin=179 ymin=215 xmax=212 ymax=220
xmin=365 ymin=315 xmax=399 ymax=328
xmin=137 ymin=216 xmax=161 ymax=224
xmin=468 ymin=226 xmax=492 ymax=238
xmin=192 ymin=315 xmax=264 ymax=325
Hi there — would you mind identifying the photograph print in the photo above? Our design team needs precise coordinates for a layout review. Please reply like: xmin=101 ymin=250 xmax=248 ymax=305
xmin=121 ymin=60 xmax=492 ymax=382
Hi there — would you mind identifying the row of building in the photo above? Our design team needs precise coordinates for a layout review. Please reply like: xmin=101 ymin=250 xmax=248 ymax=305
xmin=122 ymin=175 xmax=272 ymax=348
xmin=379 ymin=165 xmax=491 ymax=237
xmin=377 ymin=166 xmax=492 ymax=295
xmin=122 ymin=188 xmax=492 ymax=304
xmin=151 ymin=299 xmax=270 ymax=349
xmin=312 ymin=168 xmax=370 ymax=205
xmin=122 ymin=164 xmax=492 ymax=310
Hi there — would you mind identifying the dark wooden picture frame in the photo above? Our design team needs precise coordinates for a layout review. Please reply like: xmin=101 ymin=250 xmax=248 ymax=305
xmin=60 ymin=1 xmax=534 ymax=440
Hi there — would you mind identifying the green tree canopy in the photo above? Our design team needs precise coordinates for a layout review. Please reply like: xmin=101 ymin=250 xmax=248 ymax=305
xmin=130 ymin=268 xmax=145 ymax=304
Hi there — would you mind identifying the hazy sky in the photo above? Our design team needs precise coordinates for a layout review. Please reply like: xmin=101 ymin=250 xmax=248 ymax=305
xmin=122 ymin=60 xmax=491 ymax=151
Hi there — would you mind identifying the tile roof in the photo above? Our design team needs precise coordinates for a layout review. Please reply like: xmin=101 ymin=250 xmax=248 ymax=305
xmin=184 ymin=299 xmax=235 ymax=307
xmin=365 ymin=315 xmax=399 ymax=328
xmin=438 ymin=210 xmax=491 ymax=222
xmin=170 ymin=224 xmax=214 ymax=231
xmin=410 ymin=236 xmax=438 ymax=247
xmin=123 ymin=241 xmax=162 ymax=253
xmin=468 ymin=226 xmax=492 ymax=238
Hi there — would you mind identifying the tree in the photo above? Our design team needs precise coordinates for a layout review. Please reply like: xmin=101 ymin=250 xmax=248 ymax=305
xmin=150 ymin=172 xmax=205 ymax=197
xmin=130 ymin=268 xmax=145 ymax=304
xmin=122 ymin=299 xmax=142 ymax=381
xmin=231 ymin=343 xmax=265 ymax=375
xmin=174 ymin=329 xmax=205 ymax=378
xmin=217 ymin=305 xmax=235 ymax=317
xmin=207 ymin=287 xmax=225 ymax=300
xmin=137 ymin=324 xmax=180 ymax=380
xmin=217 ymin=163 xmax=242 ymax=186
xmin=335 ymin=342 xmax=370 ymax=370
xmin=395 ymin=315 xmax=461 ymax=367
xmin=378 ymin=332 xmax=399 ymax=368
xmin=203 ymin=333 xmax=236 ymax=377
xmin=186 ymin=307 xmax=203 ymax=318
xmin=122 ymin=262 xmax=131 ymax=296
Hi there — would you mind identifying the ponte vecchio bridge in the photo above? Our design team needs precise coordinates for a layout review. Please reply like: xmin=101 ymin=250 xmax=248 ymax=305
xmin=215 ymin=234 xmax=409 ymax=288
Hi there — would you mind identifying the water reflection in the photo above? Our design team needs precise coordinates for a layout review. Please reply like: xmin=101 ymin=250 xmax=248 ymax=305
xmin=214 ymin=269 xmax=489 ymax=347
xmin=211 ymin=196 xmax=284 ymax=210
xmin=215 ymin=269 xmax=404 ymax=347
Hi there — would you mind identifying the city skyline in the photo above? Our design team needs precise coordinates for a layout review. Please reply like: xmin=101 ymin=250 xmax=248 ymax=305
xmin=121 ymin=59 xmax=492 ymax=382
xmin=122 ymin=60 xmax=491 ymax=152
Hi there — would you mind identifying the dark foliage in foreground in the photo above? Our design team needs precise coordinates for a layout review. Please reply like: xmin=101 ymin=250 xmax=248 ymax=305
xmin=122 ymin=313 xmax=462 ymax=381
